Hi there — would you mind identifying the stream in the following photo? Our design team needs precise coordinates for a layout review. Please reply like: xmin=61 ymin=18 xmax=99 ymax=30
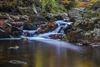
xmin=0 ymin=20 xmax=100 ymax=67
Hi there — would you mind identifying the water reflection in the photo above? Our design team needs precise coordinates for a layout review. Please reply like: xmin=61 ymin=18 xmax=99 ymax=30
xmin=0 ymin=38 xmax=100 ymax=67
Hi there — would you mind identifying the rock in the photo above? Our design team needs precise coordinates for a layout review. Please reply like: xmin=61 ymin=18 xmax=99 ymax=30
xmin=93 ymin=28 xmax=100 ymax=36
xmin=49 ymin=34 xmax=65 ymax=40
xmin=55 ymin=15 xmax=63 ymax=20
xmin=23 ymin=23 xmax=34 ymax=30
xmin=35 ymin=21 xmax=57 ymax=34
xmin=0 ymin=28 xmax=10 ymax=38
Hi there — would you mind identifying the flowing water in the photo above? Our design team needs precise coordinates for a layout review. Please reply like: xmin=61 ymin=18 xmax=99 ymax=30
xmin=0 ymin=21 xmax=100 ymax=67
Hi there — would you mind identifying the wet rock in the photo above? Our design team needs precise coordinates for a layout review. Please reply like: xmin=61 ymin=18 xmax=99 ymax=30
xmin=23 ymin=23 xmax=34 ymax=30
xmin=0 ymin=33 xmax=10 ymax=38
xmin=55 ymin=15 xmax=64 ymax=20
xmin=9 ymin=60 xmax=27 ymax=64
xmin=11 ymin=25 xmax=23 ymax=37
xmin=49 ymin=34 xmax=65 ymax=40
xmin=35 ymin=21 xmax=58 ymax=34
xmin=0 ymin=14 xmax=31 ymax=37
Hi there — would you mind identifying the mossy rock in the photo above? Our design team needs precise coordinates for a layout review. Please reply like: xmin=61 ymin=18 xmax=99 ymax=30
xmin=0 ymin=0 xmax=17 ymax=7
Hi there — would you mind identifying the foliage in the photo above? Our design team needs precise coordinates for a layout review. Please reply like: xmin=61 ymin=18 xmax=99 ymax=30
xmin=39 ymin=0 xmax=65 ymax=13
xmin=75 ymin=0 xmax=97 ymax=8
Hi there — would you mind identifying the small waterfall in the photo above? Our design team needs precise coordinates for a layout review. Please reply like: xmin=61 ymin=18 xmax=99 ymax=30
xmin=52 ymin=26 xmax=63 ymax=33
xmin=36 ymin=20 xmax=68 ymax=37
xmin=37 ymin=26 xmax=64 ymax=38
